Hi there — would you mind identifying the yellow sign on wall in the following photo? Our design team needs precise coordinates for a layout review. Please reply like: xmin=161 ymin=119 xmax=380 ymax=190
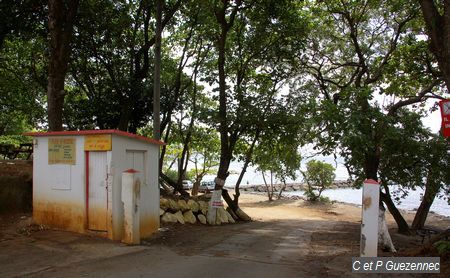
xmin=84 ymin=134 xmax=112 ymax=151
xmin=48 ymin=138 xmax=76 ymax=165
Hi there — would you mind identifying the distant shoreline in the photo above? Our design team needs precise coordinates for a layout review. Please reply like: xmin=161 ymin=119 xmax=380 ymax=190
xmin=224 ymin=180 xmax=353 ymax=192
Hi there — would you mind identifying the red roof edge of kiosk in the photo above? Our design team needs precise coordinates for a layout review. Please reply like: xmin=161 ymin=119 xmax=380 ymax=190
xmin=23 ymin=129 xmax=166 ymax=146
xmin=364 ymin=179 xmax=379 ymax=185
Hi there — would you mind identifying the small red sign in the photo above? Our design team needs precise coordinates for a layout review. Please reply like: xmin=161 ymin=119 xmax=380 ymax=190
xmin=439 ymin=100 xmax=450 ymax=137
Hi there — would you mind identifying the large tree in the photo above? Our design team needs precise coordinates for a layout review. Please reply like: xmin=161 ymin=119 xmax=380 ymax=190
xmin=47 ymin=0 xmax=79 ymax=131
xmin=67 ymin=0 xmax=181 ymax=132
xmin=295 ymin=0 xmax=446 ymax=234
xmin=207 ymin=0 xmax=309 ymax=219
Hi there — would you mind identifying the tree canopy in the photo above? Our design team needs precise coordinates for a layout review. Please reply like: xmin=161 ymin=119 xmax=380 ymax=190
xmin=1 ymin=0 xmax=449 ymax=227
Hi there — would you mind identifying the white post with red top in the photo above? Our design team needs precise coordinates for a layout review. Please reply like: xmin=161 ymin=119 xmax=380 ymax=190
xmin=360 ymin=179 xmax=380 ymax=257
xmin=122 ymin=169 xmax=141 ymax=244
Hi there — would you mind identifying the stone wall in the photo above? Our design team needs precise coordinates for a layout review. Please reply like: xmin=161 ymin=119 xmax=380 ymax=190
xmin=159 ymin=197 xmax=236 ymax=225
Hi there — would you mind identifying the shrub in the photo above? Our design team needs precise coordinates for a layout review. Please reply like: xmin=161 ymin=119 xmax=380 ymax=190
xmin=302 ymin=160 xmax=336 ymax=202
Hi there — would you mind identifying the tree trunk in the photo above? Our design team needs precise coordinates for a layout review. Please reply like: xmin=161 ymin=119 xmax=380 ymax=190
xmin=364 ymin=153 xmax=410 ymax=235
xmin=153 ymin=0 xmax=163 ymax=140
xmin=192 ymin=179 xmax=200 ymax=196
xmin=222 ymin=188 xmax=238 ymax=211
xmin=159 ymin=120 xmax=172 ymax=172
xmin=47 ymin=76 xmax=66 ymax=131
xmin=215 ymin=20 xmax=231 ymax=190
xmin=419 ymin=0 xmax=450 ymax=93
xmin=380 ymin=187 xmax=411 ymax=235
xmin=160 ymin=172 xmax=188 ymax=197
xmin=47 ymin=0 xmax=79 ymax=131
xmin=411 ymin=175 xmax=440 ymax=230
xmin=117 ymin=99 xmax=131 ymax=131
xmin=214 ymin=0 xmax=241 ymax=189
xmin=262 ymin=171 xmax=272 ymax=201
xmin=233 ymin=131 xmax=259 ymax=207
xmin=213 ymin=0 xmax=244 ymax=220
xmin=363 ymin=153 xmax=379 ymax=181
xmin=277 ymin=181 xmax=286 ymax=200
xmin=233 ymin=160 xmax=248 ymax=206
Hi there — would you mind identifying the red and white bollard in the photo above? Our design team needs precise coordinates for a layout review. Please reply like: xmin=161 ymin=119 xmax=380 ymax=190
xmin=360 ymin=179 xmax=380 ymax=257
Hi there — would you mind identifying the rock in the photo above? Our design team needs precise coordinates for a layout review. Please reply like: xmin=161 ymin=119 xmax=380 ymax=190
xmin=161 ymin=212 xmax=177 ymax=223
xmin=201 ymin=207 xmax=208 ymax=215
xmin=217 ymin=207 xmax=229 ymax=224
xmin=168 ymin=199 xmax=180 ymax=211
xmin=160 ymin=198 xmax=169 ymax=210
xmin=225 ymin=210 xmax=235 ymax=224
xmin=235 ymin=208 xmax=251 ymax=221
xmin=159 ymin=208 xmax=165 ymax=216
xmin=198 ymin=200 xmax=208 ymax=215
xmin=198 ymin=200 xmax=207 ymax=208
xmin=178 ymin=199 xmax=189 ymax=211
xmin=187 ymin=199 xmax=199 ymax=212
xmin=197 ymin=214 xmax=207 ymax=224
xmin=183 ymin=210 xmax=196 ymax=224
xmin=174 ymin=211 xmax=185 ymax=224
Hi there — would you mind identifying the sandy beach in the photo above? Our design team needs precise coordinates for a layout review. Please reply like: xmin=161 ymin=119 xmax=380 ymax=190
xmin=238 ymin=192 xmax=450 ymax=228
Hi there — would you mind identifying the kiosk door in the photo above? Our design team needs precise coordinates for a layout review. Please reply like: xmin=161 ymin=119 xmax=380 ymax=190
xmin=87 ymin=151 xmax=108 ymax=231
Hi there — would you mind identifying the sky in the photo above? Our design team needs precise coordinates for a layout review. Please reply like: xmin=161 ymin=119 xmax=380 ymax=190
xmin=422 ymin=100 xmax=441 ymax=133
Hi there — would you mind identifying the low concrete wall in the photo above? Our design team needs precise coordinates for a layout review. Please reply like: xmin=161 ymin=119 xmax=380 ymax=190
xmin=0 ymin=160 xmax=32 ymax=213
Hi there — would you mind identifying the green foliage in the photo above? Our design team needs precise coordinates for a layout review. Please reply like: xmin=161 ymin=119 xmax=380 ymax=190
xmin=303 ymin=160 xmax=336 ymax=202
xmin=0 ymin=135 xmax=32 ymax=147
xmin=188 ymin=127 xmax=220 ymax=183
xmin=380 ymin=112 xmax=450 ymax=197
xmin=163 ymin=168 xmax=178 ymax=183
xmin=0 ymin=38 xmax=46 ymax=134
xmin=433 ymin=240 xmax=450 ymax=256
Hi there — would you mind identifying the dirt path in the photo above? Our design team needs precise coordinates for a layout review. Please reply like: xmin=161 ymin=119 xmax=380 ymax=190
xmin=1 ymin=193 xmax=449 ymax=277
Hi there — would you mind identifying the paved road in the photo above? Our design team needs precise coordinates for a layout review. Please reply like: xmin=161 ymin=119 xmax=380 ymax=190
xmin=1 ymin=218 xmax=360 ymax=278
xmin=32 ymin=220 xmax=345 ymax=278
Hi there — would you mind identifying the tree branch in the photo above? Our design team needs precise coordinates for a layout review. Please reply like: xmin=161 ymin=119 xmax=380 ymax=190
xmin=387 ymin=81 xmax=440 ymax=116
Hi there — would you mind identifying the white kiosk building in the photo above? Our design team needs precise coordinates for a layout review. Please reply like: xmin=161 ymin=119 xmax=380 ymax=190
xmin=25 ymin=130 xmax=164 ymax=241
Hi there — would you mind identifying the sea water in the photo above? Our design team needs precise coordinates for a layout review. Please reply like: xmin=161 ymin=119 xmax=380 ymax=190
xmin=202 ymin=157 xmax=450 ymax=217
xmin=283 ymin=186 xmax=450 ymax=217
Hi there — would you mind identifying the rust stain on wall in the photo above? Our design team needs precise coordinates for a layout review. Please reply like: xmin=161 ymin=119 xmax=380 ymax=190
xmin=362 ymin=197 xmax=372 ymax=210
xmin=88 ymin=207 xmax=108 ymax=231
xmin=140 ymin=215 xmax=159 ymax=238
xmin=33 ymin=200 xmax=85 ymax=233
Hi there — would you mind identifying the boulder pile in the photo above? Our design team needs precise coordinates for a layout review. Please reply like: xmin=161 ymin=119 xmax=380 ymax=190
xmin=160 ymin=197 xmax=236 ymax=225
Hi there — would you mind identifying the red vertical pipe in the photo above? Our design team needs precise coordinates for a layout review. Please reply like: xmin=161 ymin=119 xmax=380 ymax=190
xmin=85 ymin=151 xmax=89 ymax=228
